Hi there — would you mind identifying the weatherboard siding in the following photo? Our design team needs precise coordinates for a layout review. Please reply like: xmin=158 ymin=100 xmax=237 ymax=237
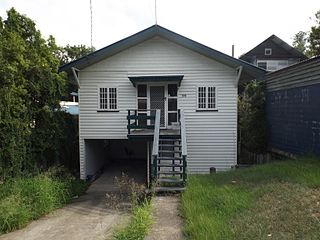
xmin=78 ymin=37 xmax=238 ymax=179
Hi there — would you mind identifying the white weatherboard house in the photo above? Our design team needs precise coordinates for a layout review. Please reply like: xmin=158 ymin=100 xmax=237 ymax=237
xmin=60 ymin=25 xmax=265 ymax=190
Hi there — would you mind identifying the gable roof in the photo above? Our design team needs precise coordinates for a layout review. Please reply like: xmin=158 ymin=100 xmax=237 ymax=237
xmin=59 ymin=25 xmax=266 ymax=80
xmin=240 ymin=34 xmax=308 ymax=61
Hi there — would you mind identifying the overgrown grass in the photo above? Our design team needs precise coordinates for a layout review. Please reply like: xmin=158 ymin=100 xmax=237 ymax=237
xmin=113 ymin=200 xmax=153 ymax=240
xmin=0 ymin=167 xmax=88 ymax=234
xmin=181 ymin=157 xmax=320 ymax=240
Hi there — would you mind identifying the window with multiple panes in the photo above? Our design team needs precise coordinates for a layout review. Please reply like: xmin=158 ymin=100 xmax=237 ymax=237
xmin=99 ymin=87 xmax=117 ymax=110
xmin=137 ymin=84 xmax=148 ymax=125
xmin=197 ymin=86 xmax=216 ymax=110
xmin=167 ymin=84 xmax=178 ymax=125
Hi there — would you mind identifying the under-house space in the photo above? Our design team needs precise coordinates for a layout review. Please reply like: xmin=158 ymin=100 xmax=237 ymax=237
xmin=85 ymin=139 xmax=148 ymax=184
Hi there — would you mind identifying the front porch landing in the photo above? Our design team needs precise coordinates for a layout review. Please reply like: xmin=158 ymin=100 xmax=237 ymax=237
xmin=128 ymin=129 xmax=180 ymax=140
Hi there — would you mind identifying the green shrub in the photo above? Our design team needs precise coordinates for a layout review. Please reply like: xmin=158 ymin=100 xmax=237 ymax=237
xmin=0 ymin=195 xmax=30 ymax=233
xmin=0 ymin=169 xmax=87 ymax=234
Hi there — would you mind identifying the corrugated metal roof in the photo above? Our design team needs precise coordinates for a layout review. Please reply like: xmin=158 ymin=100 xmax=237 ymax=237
xmin=266 ymin=55 xmax=320 ymax=91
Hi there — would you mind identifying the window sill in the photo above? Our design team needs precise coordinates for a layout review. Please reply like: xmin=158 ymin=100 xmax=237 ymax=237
xmin=97 ymin=110 xmax=120 ymax=112
xmin=196 ymin=109 xmax=218 ymax=112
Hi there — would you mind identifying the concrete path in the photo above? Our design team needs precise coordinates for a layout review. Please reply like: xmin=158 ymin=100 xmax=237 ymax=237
xmin=145 ymin=196 xmax=183 ymax=240
xmin=0 ymin=171 xmax=130 ymax=240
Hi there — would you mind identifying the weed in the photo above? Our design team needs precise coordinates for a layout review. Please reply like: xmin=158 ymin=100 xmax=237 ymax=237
xmin=0 ymin=167 xmax=87 ymax=234
xmin=109 ymin=173 xmax=154 ymax=240
xmin=106 ymin=173 xmax=151 ymax=210
xmin=113 ymin=200 xmax=153 ymax=240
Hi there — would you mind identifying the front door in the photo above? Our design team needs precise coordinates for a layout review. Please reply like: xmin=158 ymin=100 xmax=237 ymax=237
xmin=150 ymin=86 xmax=166 ymax=127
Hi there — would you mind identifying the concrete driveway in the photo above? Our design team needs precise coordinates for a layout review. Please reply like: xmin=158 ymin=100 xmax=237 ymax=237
xmin=0 ymin=166 xmax=134 ymax=240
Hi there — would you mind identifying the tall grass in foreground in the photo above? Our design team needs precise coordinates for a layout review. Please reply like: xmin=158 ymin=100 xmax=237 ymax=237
xmin=181 ymin=157 xmax=320 ymax=240
xmin=113 ymin=200 xmax=153 ymax=240
xmin=0 ymin=168 xmax=87 ymax=234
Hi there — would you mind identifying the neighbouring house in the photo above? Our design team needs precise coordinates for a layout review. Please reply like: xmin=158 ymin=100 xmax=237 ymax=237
xmin=60 ymin=25 xmax=265 ymax=190
xmin=60 ymin=101 xmax=79 ymax=115
xmin=266 ymin=56 xmax=320 ymax=157
xmin=240 ymin=34 xmax=307 ymax=72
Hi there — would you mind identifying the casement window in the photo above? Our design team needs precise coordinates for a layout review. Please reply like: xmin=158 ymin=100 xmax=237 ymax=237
xmin=98 ymin=87 xmax=118 ymax=110
xmin=197 ymin=86 xmax=217 ymax=110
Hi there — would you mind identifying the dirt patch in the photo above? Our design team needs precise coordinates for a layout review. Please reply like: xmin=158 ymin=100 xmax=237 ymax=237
xmin=145 ymin=195 xmax=183 ymax=240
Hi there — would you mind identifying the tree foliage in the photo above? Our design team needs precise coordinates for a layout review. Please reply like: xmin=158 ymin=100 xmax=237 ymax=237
xmin=239 ymin=81 xmax=267 ymax=154
xmin=0 ymin=8 xmax=66 ymax=178
xmin=59 ymin=44 xmax=94 ymax=66
xmin=293 ymin=10 xmax=320 ymax=57
xmin=292 ymin=31 xmax=308 ymax=54
xmin=309 ymin=10 xmax=320 ymax=56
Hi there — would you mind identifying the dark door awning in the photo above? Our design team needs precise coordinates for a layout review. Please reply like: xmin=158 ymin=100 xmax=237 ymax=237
xmin=128 ymin=75 xmax=184 ymax=87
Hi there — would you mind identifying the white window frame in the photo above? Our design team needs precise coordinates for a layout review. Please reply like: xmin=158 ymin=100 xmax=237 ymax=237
xmin=265 ymin=48 xmax=272 ymax=55
xmin=196 ymin=86 xmax=217 ymax=111
xmin=97 ymin=85 xmax=118 ymax=111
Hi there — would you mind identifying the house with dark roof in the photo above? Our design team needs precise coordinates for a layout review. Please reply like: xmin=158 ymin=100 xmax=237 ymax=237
xmin=60 ymin=25 xmax=265 ymax=191
xmin=240 ymin=35 xmax=308 ymax=71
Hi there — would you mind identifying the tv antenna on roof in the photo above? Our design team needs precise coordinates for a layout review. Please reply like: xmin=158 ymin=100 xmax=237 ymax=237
xmin=90 ymin=0 xmax=93 ymax=50
xmin=155 ymin=0 xmax=158 ymax=24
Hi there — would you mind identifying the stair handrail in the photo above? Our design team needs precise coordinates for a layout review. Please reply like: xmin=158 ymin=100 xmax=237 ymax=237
xmin=151 ymin=109 xmax=161 ymax=180
xmin=180 ymin=109 xmax=187 ymax=157
xmin=180 ymin=109 xmax=188 ymax=183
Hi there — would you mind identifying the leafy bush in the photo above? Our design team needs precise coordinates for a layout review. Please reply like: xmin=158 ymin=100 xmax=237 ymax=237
xmin=239 ymin=80 xmax=267 ymax=153
xmin=0 ymin=195 xmax=30 ymax=233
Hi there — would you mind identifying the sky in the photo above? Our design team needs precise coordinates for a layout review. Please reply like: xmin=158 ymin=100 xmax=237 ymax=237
xmin=0 ymin=0 xmax=319 ymax=57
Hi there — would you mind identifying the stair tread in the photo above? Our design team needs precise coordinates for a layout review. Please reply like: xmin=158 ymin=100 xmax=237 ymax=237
xmin=158 ymin=163 xmax=183 ymax=167
xmin=159 ymin=144 xmax=182 ymax=147
xmin=160 ymin=139 xmax=181 ymax=141
xmin=158 ymin=171 xmax=183 ymax=174
xmin=155 ymin=186 xmax=186 ymax=192
xmin=158 ymin=157 xmax=183 ymax=160
xmin=157 ymin=178 xmax=183 ymax=183
xmin=158 ymin=150 xmax=182 ymax=153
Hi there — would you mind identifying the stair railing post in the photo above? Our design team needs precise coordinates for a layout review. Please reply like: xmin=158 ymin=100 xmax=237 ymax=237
xmin=183 ymin=155 xmax=187 ymax=184
xmin=153 ymin=155 xmax=158 ymax=181
xmin=134 ymin=109 xmax=138 ymax=127
xmin=180 ymin=109 xmax=188 ymax=185
xmin=151 ymin=109 xmax=161 ymax=187
xmin=127 ymin=110 xmax=131 ymax=135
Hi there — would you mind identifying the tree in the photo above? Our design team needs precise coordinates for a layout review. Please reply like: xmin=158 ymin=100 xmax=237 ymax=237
xmin=238 ymin=81 xmax=267 ymax=154
xmin=58 ymin=44 xmax=94 ymax=101
xmin=292 ymin=31 xmax=308 ymax=54
xmin=0 ymin=8 xmax=66 ymax=177
xmin=293 ymin=10 xmax=320 ymax=57
xmin=309 ymin=10 xmax=320 ymax=56
xmin=59 ymin=44 xmax=94 ymax=65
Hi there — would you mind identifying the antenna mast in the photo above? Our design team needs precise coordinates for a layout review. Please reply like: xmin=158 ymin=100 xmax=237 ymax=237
xmin=155 ymin=0 xmax=157 ymax=24
xmin=90 ymin=0 xmax=93 ymax=50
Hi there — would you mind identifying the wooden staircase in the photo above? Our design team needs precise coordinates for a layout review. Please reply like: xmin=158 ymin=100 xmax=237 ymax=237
xmin=151 ymin=110 xmax=187 ymax=192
